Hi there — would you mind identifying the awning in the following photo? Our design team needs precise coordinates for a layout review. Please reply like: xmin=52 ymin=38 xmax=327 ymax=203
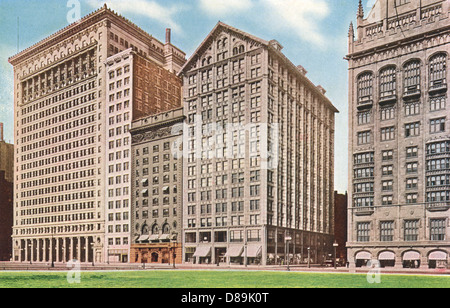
xmin=378 ymin=251 xmax=395 ymax=260
xmin=137 ymin=235 xmax=149 ymax=242
xmin=355 ymin=251 xmax=372 ymax=260
xmin=193 ymin=246 xmax=211 ymax=257
xmin=246 ymin=246 xmax=262 ymax=258
xmin=159 ymin=234 xmax=170 ymax=241
xmin=149 ymin=234 xmax=160 ymax=241
xmin=428 ymin=251 xmax=448 ymax=261
xmin=225 ymin=246 xmax=244 ymax=257
xmin=403 ymin=251 xmax=421 ymax=261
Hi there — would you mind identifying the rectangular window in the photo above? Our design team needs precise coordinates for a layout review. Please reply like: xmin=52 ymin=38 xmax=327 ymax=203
xmin=358 ymin=111 xmax=371 ymax=125
xmin=382 ymin=195 xmax=393 ymax=206
xmin=357 ymin=131 xmax=371 ymax=145
xmin=406 ymin=193 xmax=418 ymax=204
xmin=357 ymin=222 xmax=370 ymax=242
xmin=406 ymin=146 xmax=418 ymax=158
xmin=380 ymin=107 xmax=395 ymax=121
xmin=430 ymin=219 xmax=446 ymax=241
xmin=430 ymin=96 xmax=446 ymax=111
xmin=405 ymin=122 xmax=420 ymax=137
xmin=382 ymin=180 xmax=393 ymax=191
xmin=404 ymin=220 xmax=419 ymax=241
xmin=381 ymin=127 xmax=395 ymax=141
xmin=406 ymin=162 xmax=418 ymax=173
xmin=382 ymin=150 xmax=394 ymax=161
xmin=430 ymin=118 xmax=446 ymax=133
xmin=405 ymin=102 xmax=420 ymax=116
xmin=380 ymin=221 xmax=394 ymax=242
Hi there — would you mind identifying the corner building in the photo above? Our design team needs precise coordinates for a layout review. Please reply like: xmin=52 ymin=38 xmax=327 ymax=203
xmin=180 ymin=23 xmax=338 ymax=266
xmin=8 ymin=6 xmax=185 ymax=264
xmin=347 ymin=0 xmax=450 ymax=268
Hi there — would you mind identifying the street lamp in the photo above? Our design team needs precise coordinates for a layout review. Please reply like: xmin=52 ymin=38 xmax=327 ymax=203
xmin=307 ymin=247 xmax=310 ymax=268
xmin=285 ymin=236 xmax=292 ymax=272
xmin=333 ymin=241 xmax=339 ymax=269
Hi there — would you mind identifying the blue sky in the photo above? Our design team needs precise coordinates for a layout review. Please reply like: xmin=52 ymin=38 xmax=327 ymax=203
xmin=0 ymin=0 xmax=375 ymax=193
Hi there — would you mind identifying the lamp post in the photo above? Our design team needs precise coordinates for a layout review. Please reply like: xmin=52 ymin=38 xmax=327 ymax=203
xmin=285 ymin=236 xmax=292 ymax=271
xmin=333 ymin=241 xmax=339 ymax=269
xmin=307 ymin=247 xmax=310 ymax=268
xmin=51 ymin=231 xmax=55 ymax=268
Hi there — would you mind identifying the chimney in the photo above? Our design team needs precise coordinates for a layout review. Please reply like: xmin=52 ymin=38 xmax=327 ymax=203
xmin=165 ymin=28 xmax=171 ymax=44
xmin=0 ymin=123 xmax=3 ymax=142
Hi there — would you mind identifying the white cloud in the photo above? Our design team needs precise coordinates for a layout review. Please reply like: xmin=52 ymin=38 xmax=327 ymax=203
xmin=261 ymin=0 xmax=330 ymax=47
xmin=199 ymin=0 xmax=253 ymax=15
xmin=366 ymin=0 xmax=376 ymax=9
xmin=86 ymin=0 xmax=183 ymax=32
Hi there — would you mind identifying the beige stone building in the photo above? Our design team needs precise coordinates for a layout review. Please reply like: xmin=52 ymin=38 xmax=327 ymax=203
xmin=180 ymin=23 xmax=338 ymax=266
xmin=8 ymin=5 xmax=185 ymax=264
xmin=347 ymin=0 xmax=449 ymax=268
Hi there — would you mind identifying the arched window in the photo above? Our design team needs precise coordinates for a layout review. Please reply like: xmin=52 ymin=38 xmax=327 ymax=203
xmin=379 ymin=66 xmax=397 ymax=99
xmin=141 ymin=224 xmax=149 ymax=235
xmin=162 ymin=223 xmax=170 ymax=234
xmin=357 ymin=71 xmax=374 ymax=106
xmin=151 ymin=224 xmax=159 ymax=235
xmin=403 ymin=60 xmax=421 ymax=92
xmin=429 ymin=53 xmax=447 ymax=85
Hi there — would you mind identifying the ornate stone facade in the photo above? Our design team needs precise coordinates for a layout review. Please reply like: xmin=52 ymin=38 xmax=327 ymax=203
xmin=347 ymin=0 xmax=450 ymax=269
xmin=130 ymin=108 xmax=184 ymax=264
xmin=8 ymin=5 xmax=185 ymax=264
xmin=180 ymin=22 xmax=338 ymax=266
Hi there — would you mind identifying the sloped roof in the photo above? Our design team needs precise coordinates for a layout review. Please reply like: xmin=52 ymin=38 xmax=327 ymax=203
xmin=180 ymin=21 xmax=270 ymax=74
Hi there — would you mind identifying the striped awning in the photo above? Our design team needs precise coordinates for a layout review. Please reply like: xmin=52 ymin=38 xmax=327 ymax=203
xmin=137 ymin=235 xmax=149 ymax=242
xmin=193 ymin=246 xmax=211 ymax=257
xmin=246 ymin=246 xmax=262 ymax=258
xmin=428 ymin=251 xmax=447 ymax=261
xmin=403 ymin=251 xmax=421 ymax=261
xmin=149 ymin=234 xmax=160 ymax=241
xmin=378 ymin=251 xmax=395 ymax=260
xmin=225 ymin=246 xmax=244 ymax=257
xmin=355 ymin=251 xmax=372 ymax=260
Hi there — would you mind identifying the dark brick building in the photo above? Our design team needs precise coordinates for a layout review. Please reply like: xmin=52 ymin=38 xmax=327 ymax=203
xmin=0 ymin=170 xmax=13 ymax=261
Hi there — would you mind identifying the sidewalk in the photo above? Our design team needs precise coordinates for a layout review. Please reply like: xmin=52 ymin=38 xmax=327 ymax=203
xmin=0 ymin=261 xmax=448 ymax=275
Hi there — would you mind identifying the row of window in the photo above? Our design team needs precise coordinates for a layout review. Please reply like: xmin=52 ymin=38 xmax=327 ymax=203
xmin=358 ymin=95 xmax=446 ymax=124
xmin=357 ymin=53 xmax=447 ymax=103
xmin=356 ymin=218 xmax=447 ymax=242
xmin=354 ymin=142 xmax=450 ymax=165
xmin=185 ymin=229 xmax=262 ymax=244
xmin=20 ymin=211 xmax=96 ymax=226
xmin=22 ymin=49 xmax=96 ymax=102
xmin=186 ymin=215 xmax=261 ymax=228
xmin=354 ymin=190 xmax=450 ymax=207
xmin=135 ymin=208 xmax=177 ymax=220
xmin=19 ymin=223 xmax=98 ymax=236
xmin=357 ymin=118 xmax=446 ymax=144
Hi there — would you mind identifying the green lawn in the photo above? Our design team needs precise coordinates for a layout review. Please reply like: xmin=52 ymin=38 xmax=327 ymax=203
xmin=0 ymin=270 xmax=448 ymax=288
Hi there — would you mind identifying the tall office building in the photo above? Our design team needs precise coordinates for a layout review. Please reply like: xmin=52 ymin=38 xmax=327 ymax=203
xmin=130 ymin=107 xmax=184 ymax=265
xmin=8 ymin=5 xmax=185 ymax=263
xmin=347 ymin=0 xmax=449 ymax=268
xmin=180 ymin=22 xmax=338 ymax=266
